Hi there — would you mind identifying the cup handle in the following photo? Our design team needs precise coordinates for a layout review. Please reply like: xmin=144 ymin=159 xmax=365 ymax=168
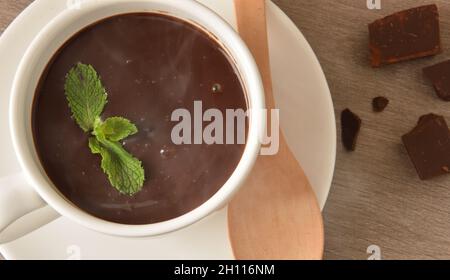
xmin=0 ymin=173 xmax=60 ymax=244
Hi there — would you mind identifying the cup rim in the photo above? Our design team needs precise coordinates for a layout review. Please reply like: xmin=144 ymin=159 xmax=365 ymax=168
xmin=9 ymin=0 xmax=265 ymax=237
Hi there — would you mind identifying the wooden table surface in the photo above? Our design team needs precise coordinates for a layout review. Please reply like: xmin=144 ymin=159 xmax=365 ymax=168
xmin=2 ymin=0 xmax=450 ymax=260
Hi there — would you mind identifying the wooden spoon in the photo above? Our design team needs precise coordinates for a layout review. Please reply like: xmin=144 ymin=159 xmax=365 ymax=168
xmin=228 ymin=0 xmax=324 ymax=260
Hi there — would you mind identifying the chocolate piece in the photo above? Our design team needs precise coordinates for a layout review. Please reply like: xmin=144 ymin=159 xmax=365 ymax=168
xmin=402 ymin=114 xmax=450 ymax=180
xmin=372 ymin=96 xmax=389 ymax=112
xmin=418 ymin=113 xmax=441 ymax=125
xmin=341 ymin=109 xmax=362 ymax=151
xmin=369 ymin=4 xmax=441 ymax=67
xmin=423 ymin=60 xmax=450 ymax=101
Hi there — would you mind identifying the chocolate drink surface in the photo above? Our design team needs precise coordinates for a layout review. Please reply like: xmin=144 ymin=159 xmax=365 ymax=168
xmin=32 ymin=13 xmax=247 ymax=224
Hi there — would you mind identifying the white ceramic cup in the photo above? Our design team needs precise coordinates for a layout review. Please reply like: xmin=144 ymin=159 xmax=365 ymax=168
xmin=4 ymin=0 xmax=264 ymax=238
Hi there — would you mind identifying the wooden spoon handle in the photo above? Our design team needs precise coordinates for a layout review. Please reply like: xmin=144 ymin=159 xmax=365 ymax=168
xmin=229 ymin=0 xmax=324 ymax=260
xmin=234 ymin=0 xmax=275 ymax=109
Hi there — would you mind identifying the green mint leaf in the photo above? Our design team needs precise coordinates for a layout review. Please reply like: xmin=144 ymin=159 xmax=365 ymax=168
xmin=88 ymin=136 xmax=102 ymax=154
xmin=65 ymin=63 xmax=146 ymax=196
xmin=89 ymin=137 xmax=145 ymax=196
xmin=94 ymin=117 xmax=138 ymax=142
xmin=64 ymin=63 xmax=108 ymax=132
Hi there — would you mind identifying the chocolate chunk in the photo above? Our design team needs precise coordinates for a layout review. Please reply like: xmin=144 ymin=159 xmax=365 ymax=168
xmin=423 ymin=60 xmax=450 ymax=101
xmin=369 ymin=4 xmax=441 ymax=67
xmin=341 ymin=109 xmax=362 ymax=151
xmin=418 ymin=113 xmax=441 ymax=125
xmin=402 ymin=114 xmax=450 ymax=180
xmin=372 ymin=96 xmax=389 ymax=112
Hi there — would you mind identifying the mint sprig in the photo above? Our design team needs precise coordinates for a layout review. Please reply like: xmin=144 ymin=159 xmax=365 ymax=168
xmin=65 ymin=63 xmax=145 ymax=196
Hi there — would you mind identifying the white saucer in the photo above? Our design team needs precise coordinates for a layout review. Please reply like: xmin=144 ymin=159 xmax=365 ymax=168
xmin=0 ymin=0 xmax=335 ymax=259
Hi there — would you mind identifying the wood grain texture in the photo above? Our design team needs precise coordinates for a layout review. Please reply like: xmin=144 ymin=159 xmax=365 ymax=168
xmin=2 ymin=0 xmax=450 ymax=260
xmin=271 ymin=0 xmax=450 ymax=260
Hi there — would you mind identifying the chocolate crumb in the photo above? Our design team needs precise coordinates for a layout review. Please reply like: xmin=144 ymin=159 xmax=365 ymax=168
xmin=372 ymin=96 xmax=389 ymax=112
xmin=341 ymin=109 xmax=362 ymax=151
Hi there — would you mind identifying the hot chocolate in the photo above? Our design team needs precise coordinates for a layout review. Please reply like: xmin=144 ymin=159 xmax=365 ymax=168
xmin=32 ymin=13 xmax=247 ymax=225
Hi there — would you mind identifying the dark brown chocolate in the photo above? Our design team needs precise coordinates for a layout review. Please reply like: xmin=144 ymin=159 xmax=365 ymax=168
xmin=369 ymin=4 xmax=441 ymax=67
xmin=418 ymin=113 xmax=441 ymax=125
xmin=372 ymin=96 xmax=389 ymax=112
xmin=423 ymin=60 xmax=450 ymax=101
xmin=32 ymin=13 xmax=247 ymax=225
xmin=402 ymin=114 xmax=450 ymax=180
xmin=341 ymin=109 xmax=362 ymax=151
